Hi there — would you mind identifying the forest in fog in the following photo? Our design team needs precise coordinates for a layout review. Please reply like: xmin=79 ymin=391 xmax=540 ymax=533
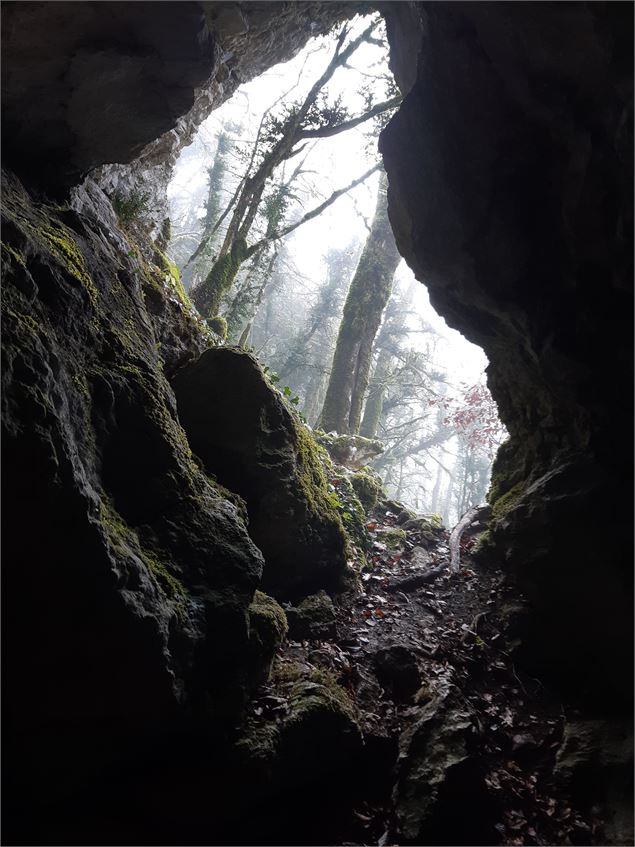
xmin=164 ymin=16 xmax=507 ymax=528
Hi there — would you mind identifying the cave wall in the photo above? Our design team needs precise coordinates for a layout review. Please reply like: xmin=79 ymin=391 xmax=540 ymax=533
xmin=1 ymin=3 xmax=359 ymax=842
xmin=380 ymin=1 xmax=633 ymax=703
xmin=1 ymin=0 xmax=632 ymax=841
xmin=2 ymin=1 xmax=361 ymax=235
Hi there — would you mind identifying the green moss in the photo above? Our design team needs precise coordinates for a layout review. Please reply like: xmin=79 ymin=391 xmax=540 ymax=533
xmin=249 ymin=590 xmax=288 ymax=678
xmin=195 ymin=239 xmax=249 ymax=318
xmin=72 ymin=373 xmax=90 ymax=400
xmin=39 ymin=223 xmax=99 ymax=308
xmin=288 ymin=671 xmax=358 ymax=725
xmin=208 ymin=315 xmax=228 ymax=340
xmin=491 ymin=481 xmax=525 ymax=522
xmin=294 ymin=423 xmax=348 ymax=549
xmin=350 ymin=467 xmax=383 ymax=512
xmin=331 ymin=475 xmax=370 ymax=553
xmin=487 ymin=438 xmax=526 ymax=505
xmin=153 ymin=247 xmax=192 ymax=311
xmin=1 ymin=241 xmax=26 ymax=268
xmin=271 ymin=657 xmax=305 ymax=686
xmin=381 ymin=527 xmax=408 ymax=550
xmin=472 ymin=529 xmax=495 ymax=557
xmin=234 ymin=717 xmax=280 ymax=762
xmin=2 ymin=306 xmax=38 ymax=337
xmin=99 ymin=498 xmax=188 ymax=618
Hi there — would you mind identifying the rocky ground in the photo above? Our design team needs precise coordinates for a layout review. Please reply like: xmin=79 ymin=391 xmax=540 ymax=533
xmin=241 ymin=502 xmax=619 ymax=847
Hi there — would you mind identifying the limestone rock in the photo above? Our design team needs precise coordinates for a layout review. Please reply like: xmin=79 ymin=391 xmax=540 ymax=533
xmin=1 ymin=168 xmax=266 ymax=842
xmin=393 ymin=682 xmax=492 ymax=844
xmin=248 ymin=590 xmax=288 ymax=687
xmin=172 ymin=348 xmax=348 ymax=599
xmin=285 ymin=590 xmax=337 ymax=641
xmin=555 ymin=719 xmax=634 ymax=846
xmin=314 ymin=431 xmax=384 ymax=470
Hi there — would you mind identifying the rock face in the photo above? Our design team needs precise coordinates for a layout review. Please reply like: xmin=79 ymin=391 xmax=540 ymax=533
xmin=0 ymin=168 xmax=269 ymax=843
xmin=394 ymin=680 xmax=495 ymax=844
xmin=172 ymin=348 xmax=348 ymax=599
xmin=1 ymin=1 xmax=357 ymax=233
xmin=381 ymin=1 xmax=633 ymax=704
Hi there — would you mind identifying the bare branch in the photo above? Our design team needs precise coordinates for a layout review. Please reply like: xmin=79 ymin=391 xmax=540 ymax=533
xmin=248 ymin=162 xmax=381 ymax=253
xmin=298 ymin=96 xmax=402 ymax=140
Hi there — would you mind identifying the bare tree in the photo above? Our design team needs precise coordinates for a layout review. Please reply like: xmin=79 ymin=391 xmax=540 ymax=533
xmin=187 ymin=20 xmax=400 ymax=317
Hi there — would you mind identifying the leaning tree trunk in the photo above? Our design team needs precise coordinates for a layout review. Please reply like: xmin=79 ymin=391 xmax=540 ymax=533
xmin=318 ymin=170 xmax=401 ymax=434
xmin=359 ymin=346 xmax=392 ymax=438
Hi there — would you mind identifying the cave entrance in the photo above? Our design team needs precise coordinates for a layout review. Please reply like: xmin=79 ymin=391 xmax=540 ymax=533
xmin=166 ymin=12 xmax=506 ymax=529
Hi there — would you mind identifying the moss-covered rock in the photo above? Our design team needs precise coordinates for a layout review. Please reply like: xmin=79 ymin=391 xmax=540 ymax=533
xmin=172 ymin=348 xmax=348 ymax=599
xmin=280 ymin=674 xmax=363 ymax=778
xmin=314 ymin=430 xmax=384 ymax=470
xmin=350 ymin=466 xmax=384 ymax=512
xmin=286 ymin=590 xmax=336 ymax=641
xmin=248 ymin=590 xmax=288 ymax=686
xmin=1 ymin=169 xmax=267 ymax=832
xmin=379 ymin=527 xmax=408 ymax=550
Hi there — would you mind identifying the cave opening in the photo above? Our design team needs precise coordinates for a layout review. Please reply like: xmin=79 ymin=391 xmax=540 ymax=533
xmin=166 ymin=14 xmax=507 ymax=529
xmin=1 ymin=3 xmax=632 ymax=846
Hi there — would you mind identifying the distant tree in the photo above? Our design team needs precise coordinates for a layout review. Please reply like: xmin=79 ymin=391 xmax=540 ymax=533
xmin=275 ymin=241 xmax=359 ymax=389
xmin=181 ymin=128 xmax=236 ymax=290
xmin=318 ymin=169 xmax=401 ymax=434
xmin=187 ymin=20 xmax=400 ymax=317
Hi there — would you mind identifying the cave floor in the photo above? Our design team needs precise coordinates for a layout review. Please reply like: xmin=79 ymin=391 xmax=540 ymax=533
xmin=246 ymin=509 xmax=601 ymax=846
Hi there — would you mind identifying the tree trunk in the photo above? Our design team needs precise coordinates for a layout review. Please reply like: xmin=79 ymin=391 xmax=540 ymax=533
xmin=318 ymin=170 xmax=401 ymax=434
xmin=430 ymin=462 xmax=444 ymax=514
xmin=359 ymin=346 xmax=392 ymax=438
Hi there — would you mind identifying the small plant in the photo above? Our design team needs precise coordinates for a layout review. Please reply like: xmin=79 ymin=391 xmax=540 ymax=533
xmin=111 ymin=191 xmax=150 ymax=226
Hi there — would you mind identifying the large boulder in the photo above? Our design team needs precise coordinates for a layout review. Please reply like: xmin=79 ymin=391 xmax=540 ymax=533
xmin=172 ymin=348 xmax=348 ymax=599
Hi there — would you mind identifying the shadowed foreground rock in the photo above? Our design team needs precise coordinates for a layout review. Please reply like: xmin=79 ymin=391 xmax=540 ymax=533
xmin=172 ymin=348 xmax=348 ymax=600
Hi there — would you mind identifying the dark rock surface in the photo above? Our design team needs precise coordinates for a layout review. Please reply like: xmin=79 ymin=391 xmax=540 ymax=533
xmin=172 ymin=348 xmax=348 ymax=599
xmin=373 ymin=645 xmax=421 ymax=702
xmin=1 ymin=168 xmax=265 ymax=844
xmin=381 ymin=0 xmax=633 ymax=705
xmin=286 ymin=590 xmax=337 ymax=641
xmin=1 ymin=1 xmax=357 ymax=232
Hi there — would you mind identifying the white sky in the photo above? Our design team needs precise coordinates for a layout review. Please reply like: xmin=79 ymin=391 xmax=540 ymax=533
xmin=169 ymin=17 xmax=488 ymax=391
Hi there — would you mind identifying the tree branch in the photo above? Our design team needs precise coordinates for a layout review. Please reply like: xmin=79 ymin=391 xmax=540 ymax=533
xmin=247 ymin=162 xmax=381 ymax=254
xmin=298 ymin=96 xmax=402 ymax=140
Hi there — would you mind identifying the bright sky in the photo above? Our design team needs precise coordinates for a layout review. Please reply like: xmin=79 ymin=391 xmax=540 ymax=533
xmin=168 ymin=16 xmax=489 ymax=391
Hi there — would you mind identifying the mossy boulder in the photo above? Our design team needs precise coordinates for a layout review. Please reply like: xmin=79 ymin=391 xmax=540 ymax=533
xmin=350 ymin=466 xmax=384 ymax=512
xmin=314 ymin=431 xmax=384 ymax=470
xmin=328 ymin=473 xmax=371 ymax=554
xmin=402 ymin=516 xmax=444 ymax=546
xmin=379 ymin=527 xmax=408 ymax=550
xmin=248 ymin=590 xmax=288 ymax=686
xmin=280 ymin=675 xmax=363 ymax=780
xmin=285 ymin=590 xmax=336 ymax=641
xmin=172 ymin=348 xmax=348 ymax=599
